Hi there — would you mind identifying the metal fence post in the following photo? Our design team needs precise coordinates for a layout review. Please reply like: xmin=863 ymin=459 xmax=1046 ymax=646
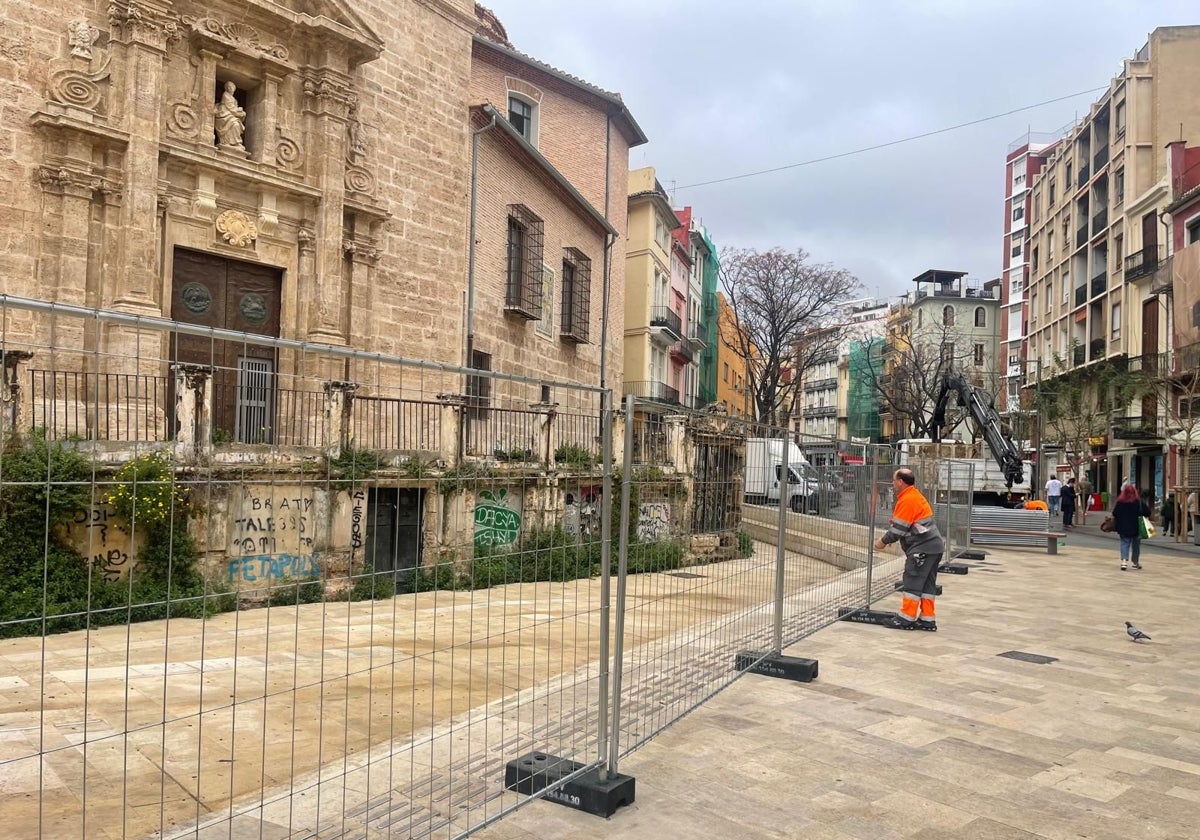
xmin=607 ymin=394 xmax=636 ymax=775
xmin=865 ymin=454 xmax=881 ymax=607
xmin=773 ymin=424 xmax=789 ymax=654
xmin=596 ymin=388 xmax=613 ymax=778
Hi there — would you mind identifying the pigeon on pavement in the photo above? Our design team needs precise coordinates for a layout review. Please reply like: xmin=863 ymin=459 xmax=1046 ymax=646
xmin=1126 ymin=621 xmax=1151 ymax=642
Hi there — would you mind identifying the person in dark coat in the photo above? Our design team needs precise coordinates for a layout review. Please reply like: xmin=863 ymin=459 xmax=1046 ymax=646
xmin=1061 ymin=478 xmax=1077 ymax=528
xmin=1112 ymin=484 xmax=1151 ymax=571
xmin=1161 ymin=492 xmax=1176 ymax=537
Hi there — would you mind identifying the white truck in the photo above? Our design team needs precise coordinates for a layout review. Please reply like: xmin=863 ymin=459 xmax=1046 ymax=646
xmin=895 ymin=439 xmax=1033 ymax=507
xmin=744 ymin=438 xmax=839 ymax=513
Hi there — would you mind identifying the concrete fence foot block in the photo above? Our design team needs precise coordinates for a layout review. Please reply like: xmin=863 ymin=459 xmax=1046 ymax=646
xmin=735 ymin=650 xmax=818 ymax=682
xmin=504 ymin=752 xmax=635 ymax=818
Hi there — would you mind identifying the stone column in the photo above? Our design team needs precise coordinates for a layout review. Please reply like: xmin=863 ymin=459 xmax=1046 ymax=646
xmin=531 ymin=401 xmax=557 ymax=469
xmin=323 ymin=380 xmax=358 ymax=458
xmin=172 ymin=363 xmax=213 ymax=464
xmin=107 ymin=0 xmax=172 ymax=313
xmin=345 ymin=237 xmax=380 ymax=351
xmin=436 ymin=393 xmax=465 ymax=468
xmin=302 ymin=72 xmax=355 ymax=344
xmin=665 ymin=413 xmax=687 ymax=473
xmin=1 ymin=351 xmax=34 ymax=442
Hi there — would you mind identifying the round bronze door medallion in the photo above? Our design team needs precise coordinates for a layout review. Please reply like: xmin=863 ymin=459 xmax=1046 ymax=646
xmin=239 ymin=293 xmax=268 ymax=325
xmin=180 ymin=282 xmax=212 ymax=315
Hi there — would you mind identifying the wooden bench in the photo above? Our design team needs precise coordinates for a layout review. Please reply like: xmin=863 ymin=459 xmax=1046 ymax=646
xmin=971 ymin=526 xmax=1066 ymax=555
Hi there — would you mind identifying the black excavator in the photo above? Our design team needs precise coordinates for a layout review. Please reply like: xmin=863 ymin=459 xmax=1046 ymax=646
xmin=929 ymin=367 xmax=1025 ymax=492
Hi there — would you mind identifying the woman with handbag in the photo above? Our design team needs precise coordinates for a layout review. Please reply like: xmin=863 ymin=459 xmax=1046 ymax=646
xmin=1111 ymin=484 xmax=1151 ymax=571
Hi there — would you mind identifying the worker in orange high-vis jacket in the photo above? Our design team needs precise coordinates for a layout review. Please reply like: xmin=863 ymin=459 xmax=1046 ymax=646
xmin=874 ymin=468 xmax=945 ymax=631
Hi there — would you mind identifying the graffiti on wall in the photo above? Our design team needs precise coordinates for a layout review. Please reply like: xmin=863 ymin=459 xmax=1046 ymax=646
xmin=64 ymin=504 xmax=146 ymax=582
xmin=564 ymin=488 xmax=602 ymax=541
xmin=474 ymin=488 xmax=522 ymax=549
xmin=227 ymin=489 xmax=319 ymax=583
xmin=637 ymin=503 xmax=671 ymax=542
xmin=350 ymin=489 xmax=366 ymax=551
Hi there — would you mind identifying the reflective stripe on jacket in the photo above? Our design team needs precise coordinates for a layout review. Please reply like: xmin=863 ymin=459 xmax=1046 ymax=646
xmin=883 ymin=484 xmax=945 ymax=555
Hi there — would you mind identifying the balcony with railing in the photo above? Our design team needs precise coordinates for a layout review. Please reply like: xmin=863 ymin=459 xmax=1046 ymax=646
xmin=623 ymin=379 xmax=680 ymax=406
xmin=688 ymin=321 xmax=708 ymax=349
xmin=913 ymin=285 xmax=998 ymax=301
xmin=805 ymin=405 xmax=837 ymax=418
xmin=649 ymin=305 xmax=683 ymax=342
xmin=1091 ymin=208 xmax=1108 ymax=237
xmin=1075 ymin=225 xmax=1088 ymax=249
xmin=1074 ymin=285 xmax=1087 ymax=308
xmin=1077 ymin=164 xmax=1090 ymax=189
xmin=1111 ymin=414 xmax=1161 ymax=441
xmin=804 ymin=377 xmax=839 ymax=393
xmin=1072 ymin=345 xmax=1086 ymax=366
xmin=1090 ymin=273 xmax=1107 ymax=298
xmin=1124 ymin=246 xmax=1165 ymax=282
xmin=1093 ymin=146 xmax=1109 ymax=171
xmin=670 ymin=338 xmax=694 ymax=364
xmin=1089 ymin=338 xmax=1106 ymax=361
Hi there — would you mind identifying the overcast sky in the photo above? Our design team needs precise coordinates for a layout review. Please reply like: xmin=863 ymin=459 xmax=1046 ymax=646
xmin=486 ymin=1 xmax=1197 ymax=301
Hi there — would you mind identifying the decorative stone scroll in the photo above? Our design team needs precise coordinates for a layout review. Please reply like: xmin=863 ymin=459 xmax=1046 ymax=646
xmin=215 ymin=209 xmax=257 ymax=247
xmin=49 ymin=56 xmax=111 ymax=112
xmin=177 ymin=15 xmax=289 ymax=60
xmin=344 ymin=166 xmax=375 ymax=196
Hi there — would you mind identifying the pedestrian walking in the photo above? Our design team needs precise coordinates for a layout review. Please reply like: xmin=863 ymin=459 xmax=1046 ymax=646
xmin=1161 ymin=491 xmax=1176 ymax=537
xmin=1112 ymin=484 xmax=1151 ymax=571
xmin=1045 ymin=475 xmax=1063 ymax=517
xmin=874 ymin=468 xmax=944 ymax=631
xmin=1061 ymin=478 xmax=1077 ymax=528
xmin=1078 ymin=475 xmax=1092 ymax=524
xmin=1188 ymin=490 xmax=1198 ymax=536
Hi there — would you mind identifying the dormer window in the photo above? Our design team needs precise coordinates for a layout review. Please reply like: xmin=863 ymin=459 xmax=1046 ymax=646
xmin=508 ymin=94 xmax=537 ymax=145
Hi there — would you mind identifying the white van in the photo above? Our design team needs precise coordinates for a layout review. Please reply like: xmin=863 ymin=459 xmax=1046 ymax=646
xmin=744 ymin=438 xmax=837 ymax=513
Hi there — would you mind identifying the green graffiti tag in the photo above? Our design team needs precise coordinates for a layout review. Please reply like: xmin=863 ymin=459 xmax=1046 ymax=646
xmin=474 ymin=488 xmax=521 ymax=549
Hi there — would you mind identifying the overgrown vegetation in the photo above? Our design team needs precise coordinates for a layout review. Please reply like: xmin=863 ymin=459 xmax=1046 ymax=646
xmin=554 ymin=443 xmax=597 ymax=470
xmin=435 ymin=461 xmax=497 ymax=495
xmin=737 ymin=528 xmax=754 ymax=558
xmin=408 ymin=527 xmax=688 ymax=592
xmin=0 ymin=435 xmax=232 ymax=639
xmin=324 ymin=444 xmax=388 ymax=483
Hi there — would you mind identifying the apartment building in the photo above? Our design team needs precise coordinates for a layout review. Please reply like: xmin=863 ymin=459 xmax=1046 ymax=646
xmin=1000 ymin=132 xmax=1057 ymax=414
xmin=691 ymin=224 xmax=720 ymax=409
xmin=715 ymin=292 xmax=750 ymax=418
xmin=1024 ymin=26 xmax=1200 ymax=498
xmin=624 ymin=167 xmax=683 ymax=407
xmin=670 ymin=208 xmax=698 ymax=407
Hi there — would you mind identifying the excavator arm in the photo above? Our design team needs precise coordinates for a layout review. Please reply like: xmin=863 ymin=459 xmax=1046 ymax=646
xmin=931 ymin=368 xmax=1025 ymax=489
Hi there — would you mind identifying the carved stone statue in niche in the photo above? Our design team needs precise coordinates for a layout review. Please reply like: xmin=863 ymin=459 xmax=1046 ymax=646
xmin=214 ymin=80 xmax=247 ymax=151
xmin=347 ymin=102 xmax=367 ymax=161
xmin=68 ymin=20 xmax=99 ymax=60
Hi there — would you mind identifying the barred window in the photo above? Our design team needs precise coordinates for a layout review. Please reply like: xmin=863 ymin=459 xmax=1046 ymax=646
xmin=466 ymin=349 xmax=491 ymax=421
xmin=505 ymin=205 xmax=543 ymax=319
xmin=560 ymin=248 xmax=591 ymax=344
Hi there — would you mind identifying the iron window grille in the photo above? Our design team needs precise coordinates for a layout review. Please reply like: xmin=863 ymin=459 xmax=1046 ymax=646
xmin=560 ymin=248 xmax=591 ymax=344
xmin=466 ymin=349 xmax=492 ymax=421
xmin=505 ymin=205 xmax=544 ymax=319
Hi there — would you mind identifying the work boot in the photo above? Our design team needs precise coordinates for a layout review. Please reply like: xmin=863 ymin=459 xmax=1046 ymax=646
xmin=888 ymin=615 xmax=915 ymax=630
xmin=912 ymin=621 xmax=938 ymax=632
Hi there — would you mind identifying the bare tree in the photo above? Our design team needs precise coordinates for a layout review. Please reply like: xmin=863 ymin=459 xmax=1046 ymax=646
xmin=719 ymin=247 xmax=858 ymax=428
xmin=862 ymin=318 xmax=998 ymax=440
xmin=1140 ymin=342 xmax=1200 ymax=534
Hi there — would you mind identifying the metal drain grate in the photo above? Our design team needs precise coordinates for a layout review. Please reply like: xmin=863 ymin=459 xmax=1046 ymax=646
xmin=997 ymin=650 xmax=1058 ymax=664
xmin=667 ymin=572 xmax=706 ymax=579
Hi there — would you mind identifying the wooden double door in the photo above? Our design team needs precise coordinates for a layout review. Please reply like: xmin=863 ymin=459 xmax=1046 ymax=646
xmin=170 ymin=249 xmax=283 ymax=443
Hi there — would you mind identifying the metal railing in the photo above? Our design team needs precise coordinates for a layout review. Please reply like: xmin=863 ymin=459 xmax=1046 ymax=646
xmin=649 ymin=306 xmax=683 ymax=339
xmin=1073 ymin=344 xmax=1086 ymax=366
xmin=1075 ymin=285 xmax=1087 ymax=307
xmin=1092 ymin=208 xmax=1108 ymax=236
xmin=1090 ymin=272 xmax=1107 ymax=298
xmin=623 ymin=379 xmax=680 ymax=405
xmin=29 ymin=369 xmax=169 ymax=442
xmin=1124 ymin=247 xmax=1165 ymax=281
xmin=670 ymin=338 xmax=694 ymax=364
xmin=350 ymin=395 xmax=442 ymax=452
xmin=1094 ymin=146 xmax=1109 ymax=170
xmin=1090 ymin=337 xmax=1107 ymax=361
xmin=1077 ymin=164 xmax=1090 ymax=188
xmin=1076 ymin=225 xmax=1089 ymax=249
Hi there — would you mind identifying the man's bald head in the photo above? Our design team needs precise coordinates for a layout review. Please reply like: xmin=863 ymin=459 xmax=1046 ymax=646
xmin=893 ymin=469 xmax=916 ymax=487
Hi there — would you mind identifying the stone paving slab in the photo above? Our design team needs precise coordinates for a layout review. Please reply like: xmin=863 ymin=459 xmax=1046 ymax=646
xmin=473 ymin=540 xmax=1200 ymax=839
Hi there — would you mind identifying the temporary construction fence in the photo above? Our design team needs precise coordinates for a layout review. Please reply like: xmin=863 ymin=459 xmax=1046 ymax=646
xmin=0 ymin=296 xmax=973 ymax=839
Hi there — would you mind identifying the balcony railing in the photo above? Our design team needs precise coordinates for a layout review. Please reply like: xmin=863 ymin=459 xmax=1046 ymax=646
xmin=1090 ymin=273 xmax=1107 ymax=298
xmin=805 ymin=405 xmax=837 ymax=418
xmin=1111 ymin=415 xmax=1161 ymax=441
xmin=688 ymin=321 xmax=708 ymax=349
xmin=1092 ymin=208 xmax=1107 ymax=236
xmin=1072 ymin=345 xmax=1086 ymax=366
xmin=623 ymin=379 xmax=680 ymax=406
xmin=29 ymin=370 xmax=170 ymax=442
xmin=670 ymin=339 xmax=694 ymax=364
xmin=703 ymin=291 xmax=717 ymax=317
xmin=1074 ymin=285 xmax=1087 ymax=307
xmin=1089 ymin=338 xmax=1106 ymax=361
xmin=913 ymin=286 xmax=998 ymax=301
xmin=649 ymin=306 xmax=683 ymax=340
xmin=1077 ymin=164 xmax=1090 ymax=188
xmin=1093 ymin=146 xmax=1109 ymax=170
xmin=1124 ymin=246 xmax=1165 ymax=282
xmin=805 ymin=377 xmax=838 ymax=392
xmin=1075 ymin=225 xmax=1088 ymax=249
